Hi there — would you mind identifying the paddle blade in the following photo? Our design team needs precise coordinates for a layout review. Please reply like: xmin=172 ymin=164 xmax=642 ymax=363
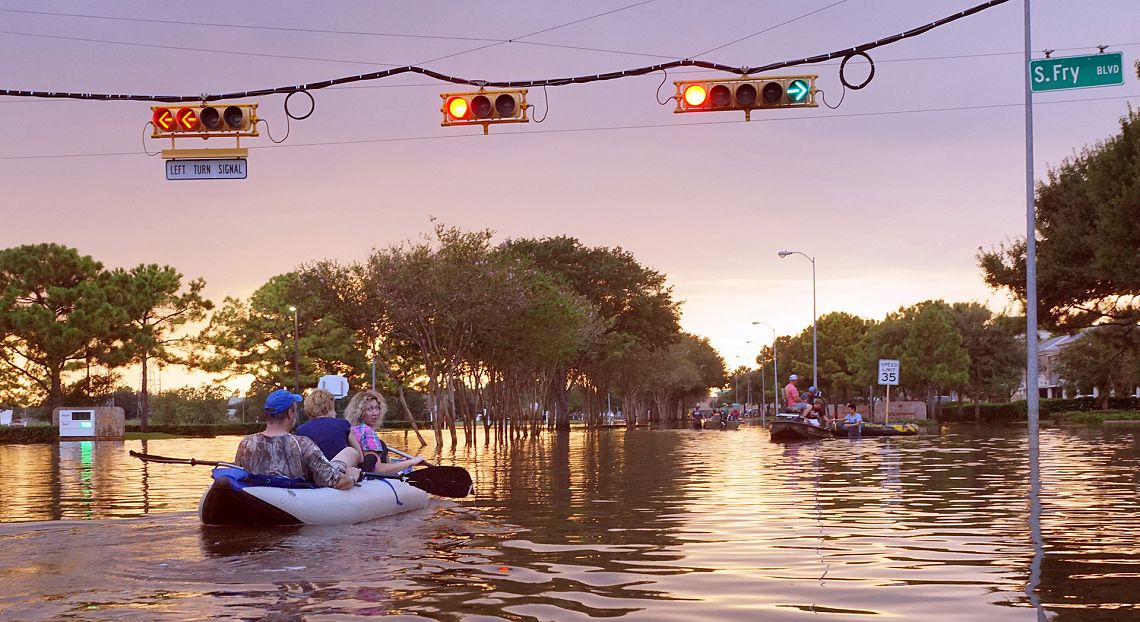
xmin=404 ymin=466 xmax=473 ymax=498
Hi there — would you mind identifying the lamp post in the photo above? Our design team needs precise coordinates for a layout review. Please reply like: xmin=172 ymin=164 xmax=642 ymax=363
xmin=289 ymin=305 xmax=299 ymax=393
xmin=751 ymin=321 xmax=779 ymax=413
xmin=777 ymin=250 xmax=817 ymax=389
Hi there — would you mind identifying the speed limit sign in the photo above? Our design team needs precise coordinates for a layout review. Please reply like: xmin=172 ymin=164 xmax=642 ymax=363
xmin=878 ymin=359 xmax=900 ymax=385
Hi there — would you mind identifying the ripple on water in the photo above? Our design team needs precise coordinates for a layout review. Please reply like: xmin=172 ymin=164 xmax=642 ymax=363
xmin=0 ymin=427 xmax=1137 ymax=620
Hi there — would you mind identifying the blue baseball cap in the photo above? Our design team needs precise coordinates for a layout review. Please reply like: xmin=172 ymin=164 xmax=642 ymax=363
xmin=264 ymin=389 xmax=302 ymax=416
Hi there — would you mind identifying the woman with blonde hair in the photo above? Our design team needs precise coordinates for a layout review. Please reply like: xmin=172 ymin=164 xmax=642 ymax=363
xmin=345 ymin=390 xmax=425 ymax=476
xmin=296 ymin=388 xmax=362 ymax=460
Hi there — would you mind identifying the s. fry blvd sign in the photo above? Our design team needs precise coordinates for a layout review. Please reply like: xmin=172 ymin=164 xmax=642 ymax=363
xmin=1030 ymin=52 xmax=1124 ymax=92
xmin=165 ymin=158 xmax=247 ymax=180
xmin=878 ymin=359 xmax=899 ymax=386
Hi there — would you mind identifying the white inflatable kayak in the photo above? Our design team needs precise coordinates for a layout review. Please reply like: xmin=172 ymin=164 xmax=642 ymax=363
xmin=198 ymin=466 xmax=429 ymax=526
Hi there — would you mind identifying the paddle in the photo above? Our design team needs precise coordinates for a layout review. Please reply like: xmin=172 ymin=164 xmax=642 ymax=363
xmin=129 ymin=450 xmax=474 ymax=499
xmin=381 ymin=446 xmax=474 ymax=499
xmin=367 ymin=466 xmax=473 ymax=499
xmin=129 ymin=450 xmax=239 ymax=469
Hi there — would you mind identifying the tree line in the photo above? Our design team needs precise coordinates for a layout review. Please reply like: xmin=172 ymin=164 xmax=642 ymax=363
xmin=0 ymin=226 xmax=726 ymax=443
xmin=724 ymin=301 xmax=1024 ymax=417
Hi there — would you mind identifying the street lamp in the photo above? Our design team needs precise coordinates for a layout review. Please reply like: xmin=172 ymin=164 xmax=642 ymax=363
xmin=751 ymin=321 xmax=779 ymax=413
xmin=777 ymin=250 xmax=817 ymax=389
xmin=288 ymin=305 xmax=299 ymax=393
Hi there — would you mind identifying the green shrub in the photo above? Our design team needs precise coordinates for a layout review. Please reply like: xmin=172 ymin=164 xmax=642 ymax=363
xmin=940 ymin=401 xmax=1026 ymax=423
xmin=125 ymin=422 xmax=262 ymax=437
xmin=1055 ymin=410 xmax=1140 ymax=425
xmin=0 ymin=425 xmax=58 ymax=444
xmin=149 ymin=385 xmax=231 ymax=425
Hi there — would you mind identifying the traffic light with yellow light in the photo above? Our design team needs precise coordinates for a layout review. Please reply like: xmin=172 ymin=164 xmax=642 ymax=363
xmin=441 ymin=89 xmax=528 ymax=134
xmin=674 ymin=76 xmax=816 ymax=120
xmin=150 ymin=102 xmax=259 ymax=138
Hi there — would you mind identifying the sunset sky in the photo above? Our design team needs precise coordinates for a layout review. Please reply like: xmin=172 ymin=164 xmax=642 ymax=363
xmin=2 ymin=0 xmax=1137 ymax=390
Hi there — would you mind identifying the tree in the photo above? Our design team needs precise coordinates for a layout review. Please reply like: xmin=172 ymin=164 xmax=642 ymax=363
xmin=0 ymin=244 xmax=128 ymax=411
xmin=979 ymin=109 xmax=1140 ymax=332
xmin=1056 ymin=327 xmax=1139 ymax=410
xmin=501 ymin=236 xmax=681 ymax=431
xmin=199 ymin=273 xmax=363 ymax=394
xmin=110 ymin=264 xmax=213 ymax=429
xmin=149 ymin=384 xmax=231 ymax=425
xmin=949 ymin=302 xmax=1023 ymax=416
xmin=813 ymin=312 xmax=872 ymax=403
xmin=901 ymin=301 xmax=970 ymax=402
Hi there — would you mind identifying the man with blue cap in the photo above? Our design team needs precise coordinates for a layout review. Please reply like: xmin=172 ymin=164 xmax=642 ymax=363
xmin=233 ymin=388 xmax=362 ymax=490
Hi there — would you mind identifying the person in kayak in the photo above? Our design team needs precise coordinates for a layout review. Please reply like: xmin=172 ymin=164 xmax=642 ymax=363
xmin=235 ymin=389 xmax=362 ymax=490
xmin=296 ymin=388 xmax=363 ymax=460
xmin=345 ymin=389 xmax=427 ymax=476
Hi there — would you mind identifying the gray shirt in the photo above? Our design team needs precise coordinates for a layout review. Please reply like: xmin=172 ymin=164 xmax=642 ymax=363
xmin=234 ymin=433 xmax=342 ymax=487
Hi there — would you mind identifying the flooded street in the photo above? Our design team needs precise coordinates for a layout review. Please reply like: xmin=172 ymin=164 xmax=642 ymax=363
xmin=0 ymin=425 xmax=1137 ymax=621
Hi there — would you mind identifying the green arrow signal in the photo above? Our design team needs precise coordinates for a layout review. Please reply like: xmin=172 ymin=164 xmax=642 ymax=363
xmin=787 ymin=80 xmax=809 ymax=102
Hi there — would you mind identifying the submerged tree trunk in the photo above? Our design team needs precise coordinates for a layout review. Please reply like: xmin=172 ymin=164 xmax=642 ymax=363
xmin=138 ymin=352 xmax=150 ymax=431
xmin=395 ymin=385 xmax=427 ymax=447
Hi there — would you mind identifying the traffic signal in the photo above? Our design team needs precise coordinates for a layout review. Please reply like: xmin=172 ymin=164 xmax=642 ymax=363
xmin=674 ymin=76 xmax=817 ymax=120
xmin=150 ymin=102 xmax=259 ymax=138
xmin=441 ymin=89 xmax=528 ymax=134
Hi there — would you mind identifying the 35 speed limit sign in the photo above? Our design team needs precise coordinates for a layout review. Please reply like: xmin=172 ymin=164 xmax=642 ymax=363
xmin=878 ymin=359 xmax=899 ymax=385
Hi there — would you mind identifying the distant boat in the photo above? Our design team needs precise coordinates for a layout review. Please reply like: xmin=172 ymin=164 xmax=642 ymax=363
xmin=832 ymin=422 xmax=919 ymax=437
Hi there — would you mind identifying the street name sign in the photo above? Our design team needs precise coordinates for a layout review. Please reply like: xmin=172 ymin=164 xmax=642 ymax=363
xmin=165 ymin=158 xmax=247 ymax=181
xmin=878 ymin=359 xmax=899 ymax=386
xmin=1030 ymin=52 xmax=1124 ymax=92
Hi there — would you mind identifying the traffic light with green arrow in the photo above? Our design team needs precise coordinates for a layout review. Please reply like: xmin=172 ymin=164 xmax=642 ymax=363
xmin=674 ymin=75 xmax=817 ymax=120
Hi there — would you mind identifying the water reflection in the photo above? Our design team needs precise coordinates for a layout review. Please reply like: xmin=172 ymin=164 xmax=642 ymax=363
xmin=0 ymin=428 xmax=1136 ymax=620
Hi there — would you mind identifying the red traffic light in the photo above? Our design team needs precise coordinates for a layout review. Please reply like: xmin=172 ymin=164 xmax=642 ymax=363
xmin=447 ymin=97 xmax=469 ymax=119
xmin=151 ymin=103 xmax=259 ymax=138
xmin=176 ymin=107 xmax=199 ymax=131
xmin=674 ymin=76 xmax=817 ymax=119
xmin=153 ymin=108 xmax=174 ymax=132
xmin=441 ymin=89 xmax=529 ymax=133
xmin=683 ymin=84 xmax=707 ymax=107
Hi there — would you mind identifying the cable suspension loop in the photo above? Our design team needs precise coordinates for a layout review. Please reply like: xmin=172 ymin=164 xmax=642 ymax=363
xmin=0 ymin=0 xmax=1010 ymax=103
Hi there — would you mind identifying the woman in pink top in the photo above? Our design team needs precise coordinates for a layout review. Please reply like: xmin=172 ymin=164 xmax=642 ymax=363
xmin=344 ymin=389 xmax=426 ymax=477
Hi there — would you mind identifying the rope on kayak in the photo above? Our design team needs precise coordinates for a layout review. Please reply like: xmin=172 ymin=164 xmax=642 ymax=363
xmin=376 ymin=477 xmax=404 ymax=506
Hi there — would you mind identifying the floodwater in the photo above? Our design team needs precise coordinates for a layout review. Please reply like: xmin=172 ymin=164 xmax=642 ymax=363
xmin=0 ymin=425 xmax=1137 ymax=621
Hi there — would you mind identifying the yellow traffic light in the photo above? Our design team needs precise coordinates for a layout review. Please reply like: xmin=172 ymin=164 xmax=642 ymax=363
xmin=674 ymin=76 xmax=817 ymax=120
xmin=150 ymin=102 xmax=259 ymax=138
xmin=441 ymin=89 xmax=528 ymax=134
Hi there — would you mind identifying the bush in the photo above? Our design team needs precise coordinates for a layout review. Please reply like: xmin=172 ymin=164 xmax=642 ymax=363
xmin=149 ymin=385 xmax=231 ymax=425
xmin=1055 ymin=410 xmax=1140 ymax=425
xmin=0 ymin=425 xmax=57 ymax=444
xmin=941 ymin=397 xmax=1140 ymax=423
xmin=125 ymin=421 xmax=262 ymax=436
xmin=940 ymin=401 xmax=1026 ymax=423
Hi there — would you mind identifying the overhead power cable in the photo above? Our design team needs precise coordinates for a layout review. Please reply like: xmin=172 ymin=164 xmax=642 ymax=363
xmin=0 ymin=8 xmax=507 ymax=43
xmin=0 ymin=0 xmax=1010 ymax=103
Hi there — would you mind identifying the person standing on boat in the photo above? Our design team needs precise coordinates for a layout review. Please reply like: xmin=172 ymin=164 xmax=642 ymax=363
xmin=784 ymin=374 xmax=811 ymax=415
xmin=345 ymin=389 xmax=427 ymax=477
xmin=234 ymin=389 xmax=362 ymax=490
xmin=842 ymin=403 xmax=863 ymax=438
xmin=297 ymin=388 xmax=364 ymax=461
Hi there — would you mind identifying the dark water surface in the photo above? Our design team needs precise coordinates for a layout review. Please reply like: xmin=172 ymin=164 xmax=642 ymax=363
xmin=0 ymin=426 xmax=1138 ymax=621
